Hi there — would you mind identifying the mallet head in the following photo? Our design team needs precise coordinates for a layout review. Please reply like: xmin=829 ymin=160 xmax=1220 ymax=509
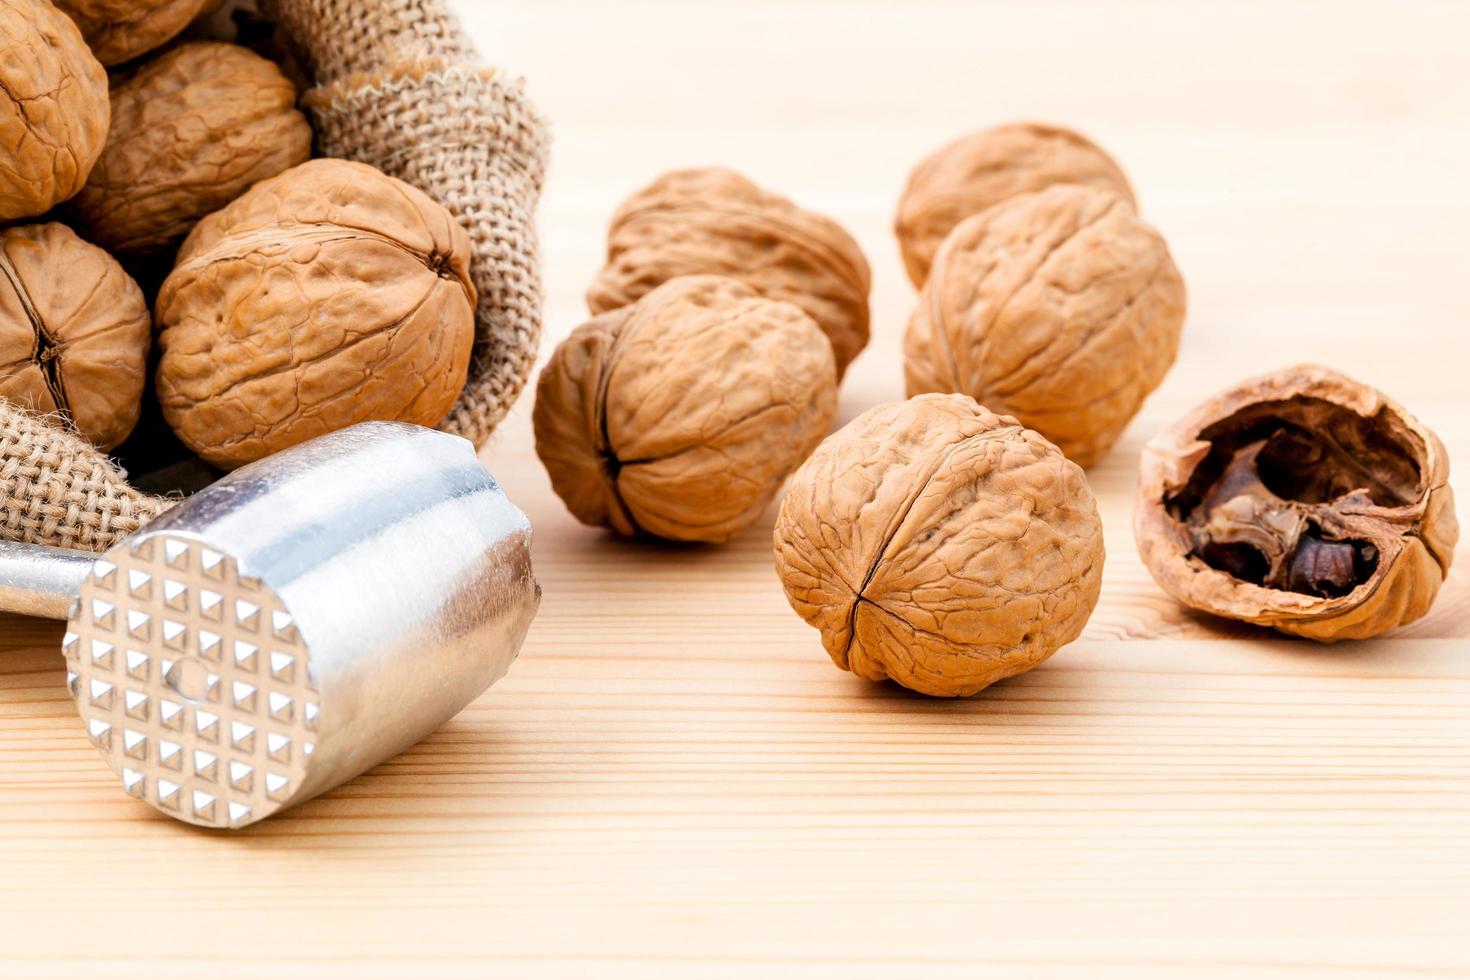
xmin=57 ymin=422 xmax=538 ymax=828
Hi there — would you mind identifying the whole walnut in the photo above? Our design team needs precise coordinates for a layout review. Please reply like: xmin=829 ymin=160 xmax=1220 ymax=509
xmin=70 ymin=42 xmax=313 ymax=256
xmin=904 ymin=183 xmax=1185 ymax=468
xmin=586 ymin=167 xmax=871 ymax=378
xmin=895 ymin=122 xmax=1134 ymax=286
xmin=0 ymin=222 xmax=151 ymax=450
xmin=51 ymin=0 xmax=213 ymax=65
xmin=155 ymin=158 xmax=477 ymax=470
xmin=773 ymin=393 xmax=1104 ymax=697
xmin=536 ymin=275 xmax=837 ymax=543
xmin=1136 ymin=364 xmax=1458 ymax=641
xmin=0 ymin=0 xmax=109 ymax=221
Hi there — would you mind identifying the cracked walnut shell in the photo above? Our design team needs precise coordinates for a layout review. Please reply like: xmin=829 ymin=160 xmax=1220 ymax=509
xmin=155 ymin=158 xmax=477 ymax=470
xmin=535 ymin=275 xmax=838 ymax=543
xmin=0 ymin=0 xmax=109 ymax=221
xmin=904 ymin=183 xmax=1185 ymax=468
xmin=895 ymin=122 xmax=1134 ymax=287
xmin=51 ymin=0 xmax=213 ymax=65
xmin=773 ymin=393 xmax=1104 ymax=697
xmin=587 ymin=167 xmax=871 ymax=378
xmin=70 ymin=42 xmax=313 ymax=256
xmin=1136 ymin=364 xmax=1458 ymax=641
xmin=0 ymin=222 xmax=151 ymax=449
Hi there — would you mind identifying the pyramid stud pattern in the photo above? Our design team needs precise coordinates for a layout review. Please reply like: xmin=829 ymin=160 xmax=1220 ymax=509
xmin=65 ymin=534 xmax=318 ymax=829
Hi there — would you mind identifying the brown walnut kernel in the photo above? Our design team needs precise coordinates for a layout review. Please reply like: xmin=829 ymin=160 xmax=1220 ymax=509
xmin=70 ymin=41 xmax=313 ymax=256
xmin=155 ymin=158 xmax=477 ymax=470
xmin=904 ymin=183 xmax=1186 ymax=468
xmin=51 ymin=0 xmax=213 ymax=65
xmin=0 ymin=0 xmax=109 ymax=221
xmin=587 ymin=167 xmax=871 ymax=378
xmin=773 ymin=393 xmax=1105 ymax=697
xmin=895 ymin=122 xmax=1134 ymax=287
xmin=535 ymin=275 xmax=838 ymax=544
xmin=0 ymin=222 xmax=151 ymax=450
xmin=1136 ymin=364 xmax=1459 ymax=641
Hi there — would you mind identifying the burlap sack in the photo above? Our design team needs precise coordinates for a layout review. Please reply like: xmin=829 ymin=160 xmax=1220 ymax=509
xmin=1 ymin=0 xmax=547 ymax=553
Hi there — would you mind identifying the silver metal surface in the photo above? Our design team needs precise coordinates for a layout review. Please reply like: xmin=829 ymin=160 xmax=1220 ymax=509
xmin=0 ymin=543 xmax=94 ymax=619
xmin=0 ymin=423 xmax=540 ymax=828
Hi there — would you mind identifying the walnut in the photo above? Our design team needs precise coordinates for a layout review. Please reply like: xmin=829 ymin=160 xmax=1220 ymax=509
xmin=154 ymin=157 xmax=477 ymax=470
xmin=0 ymin=0 xmax=109 ymax=221
xmin=535 ymin=275 xmax=837 ymax=543
xmin=69 ymin=41 xmax=312 ymax=256
xmin=773 ymin=393 xmax=1104 ymax=697
xmin=904 ymin=183 xmax=1185 ymax=468
xmin=1136 ymin=364 xmax=1458 ymax=641
xmin=0 ymin=222 xmax=151 ymax=450
xmin=895 ymin=122 xmax=1134 ymax=286
xmin=51 ymin=0 xmax=213 ymax=65
xmin=586 ymin=167 xmax=871 ymax=378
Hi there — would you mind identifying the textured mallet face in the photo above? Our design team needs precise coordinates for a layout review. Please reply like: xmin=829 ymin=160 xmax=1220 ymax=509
xmin=63 ymin=533 xmax=319 ymax=828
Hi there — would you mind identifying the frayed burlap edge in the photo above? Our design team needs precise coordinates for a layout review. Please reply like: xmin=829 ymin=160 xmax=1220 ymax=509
xmin=303 ymin=59 xmax=548 ymax=445
xmin=263 ymin=0 xmax=550 ymax=446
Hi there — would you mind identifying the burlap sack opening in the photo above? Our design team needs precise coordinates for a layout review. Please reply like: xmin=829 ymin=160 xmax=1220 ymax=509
xmin=1 ymin=0 xmax=547 ymax=553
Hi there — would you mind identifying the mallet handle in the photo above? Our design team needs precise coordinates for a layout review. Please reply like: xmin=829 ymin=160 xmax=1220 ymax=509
xmin=0 ymin=542 xmax=96 ymax=620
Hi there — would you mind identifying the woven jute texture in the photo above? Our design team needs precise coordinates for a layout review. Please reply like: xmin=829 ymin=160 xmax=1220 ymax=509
xmin=0 ymin=402 xmax=169 ymax=551
xmin=1 ymin=0 xmax=547 ymax=553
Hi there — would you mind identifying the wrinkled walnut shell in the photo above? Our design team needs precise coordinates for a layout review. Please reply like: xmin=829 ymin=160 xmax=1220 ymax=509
xmin=155 ymin=158 xmax=477 ymax=470
xmin=587 ymin=167 xmax=871 ymax=378
xmin=1136 ymin=364 xmax=1458 ymax=641
xmin=904 ymin=184 xmax=1186 ymax=468
xmin=895 ymin=122 xmax=1134 ymax=287
xmin=0 ymin=222 xmax=151 ymax=450
xmin=773 ymin=393 xmax=1105 ymax=697
xmin=0 ymin=0 xmax=109 ymax=221
xmin=70 ymin=41 xmax=313 ymax=256
xmin=52 ymin=0 xmax=214 ymax=65
xmin=536 ymin=275 xmax=837 ymax=543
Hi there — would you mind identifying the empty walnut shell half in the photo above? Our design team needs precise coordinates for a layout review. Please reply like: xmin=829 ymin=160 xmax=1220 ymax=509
xmin=1136 ymin=365 xmax=1458 ymax=641
xmin=587 ymin=167 xmax=871 ymax=378
xmin=71 ymin=42 xmax=313 ymax=256
xmin=774 ymin=393 xmax=1105 ymax=697
xmin=0 ymin=0 xmax=110 ymax=221
xmin=0 ymin=222 xmax=152 ymax=450
xmin=904 ymin=183 xmax=1186 ymax=468
xmin=52 ymin=0 xmax=214 ymax=66
xmin=895 ymin=122 xmax=1134 ymax=287
xmin=536 ymin=275 xmax=838 ymax=544
xmin=155 ymin=158 xmax=477 ymax=470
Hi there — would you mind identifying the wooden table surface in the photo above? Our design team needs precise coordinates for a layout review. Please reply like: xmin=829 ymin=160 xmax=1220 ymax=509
xmin=4 ymin=2 xmax=1469 ymax=976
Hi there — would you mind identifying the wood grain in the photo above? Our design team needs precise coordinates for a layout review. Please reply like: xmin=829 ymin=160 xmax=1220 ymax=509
xmin=3 ymin=1 xmax=1469 ymax=975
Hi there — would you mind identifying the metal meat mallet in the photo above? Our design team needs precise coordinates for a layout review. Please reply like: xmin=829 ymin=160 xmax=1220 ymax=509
xmin=0 ymin=422 xmax=539 ymax=829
